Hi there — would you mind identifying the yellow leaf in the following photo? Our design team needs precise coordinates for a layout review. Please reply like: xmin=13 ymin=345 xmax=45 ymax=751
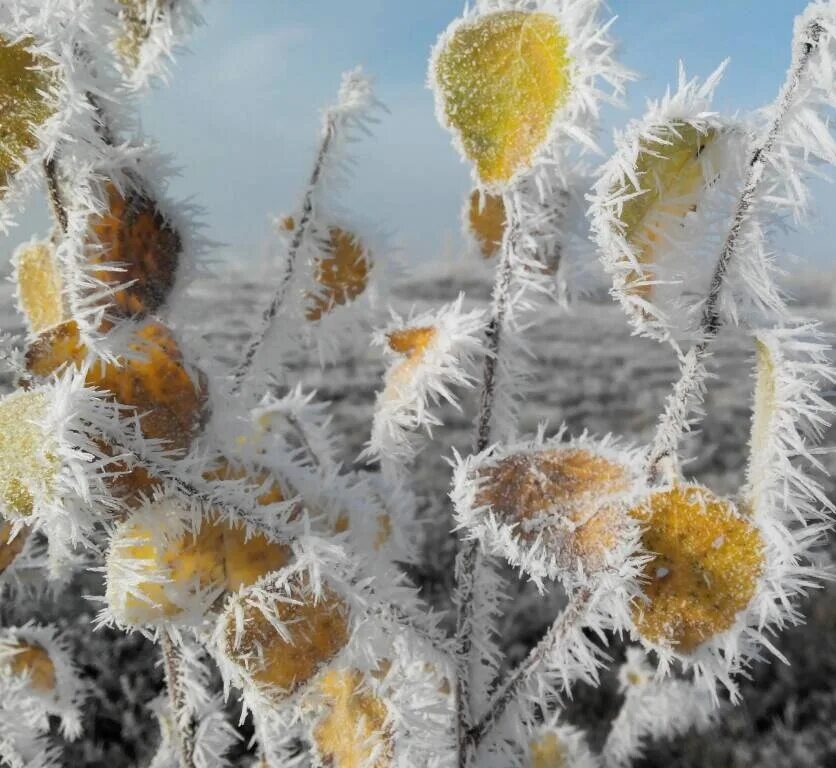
xmin=14 ymin=240 xmax=65 ymax=333
xmin=433 ymin=11 xmax=571 ymax=186
xmin=312 ymin=669 xmax=392 ymax=768
xmin=617 ymin=123 xmax=719 ymax=297
xmin=629 ymin=485 xmax=764 ymax=653
xmin=0 ymin=36 xmax=56 ymax=193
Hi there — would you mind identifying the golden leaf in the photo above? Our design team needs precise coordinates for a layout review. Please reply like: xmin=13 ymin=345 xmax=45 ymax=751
xmin=0 ymin=390 xmax=59 ymax=520
xmin=0 ymin=37 xmax=56 ymax=193
xmin=433 ymin=11 xmax=571 ymax=186
xmin=25 ymin=320 xmax=208 ymax=452
xmin=475 ymin=448 xmax=630 ymax=574
xmin=629 ymin=485 xmax=764 ymax=652
xmin=222 ymin=576 xmax=350 ymax=702
xmin=306 ymin=227 xmax=371 ymax=321
xmin=14 ymin=240 xmax=64 ymax=333
xmin=313 ymin=669 xmax=392 ymax=768
xmin=87 ymin=181 xmax=181 ymax=318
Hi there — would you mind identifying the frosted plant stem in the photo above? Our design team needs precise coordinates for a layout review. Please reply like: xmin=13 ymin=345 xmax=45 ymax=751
xmin=646 ymin=19 xmax=824 ymax=480
xmin=160 ymin=633 xmax=195 ymax=768
xmin=454 ymin=191 xmax=519 ymax=767
xmin=465 ymin=587 xmax=593 ymax=753
xmin=43 ymin=158 xmax=68 ymax=233
xmin=230 ymin=115 xmax=337 ymax=394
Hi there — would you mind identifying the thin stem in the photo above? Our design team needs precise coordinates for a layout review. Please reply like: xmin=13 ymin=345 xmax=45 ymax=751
xmin=230 ymin=114 xmax=337 ymax=394
xmin=646 ymin=19 xmax=824 ymax=479
xmin=160 ymin=633 xmax=195 ymax=768
xmin=454 ymin=192 xmax=519 ymax=767
xmin=44 ymin=158 xmax=68 ymax=233
xmin=466 ymin=587 xmax=593 ymax=752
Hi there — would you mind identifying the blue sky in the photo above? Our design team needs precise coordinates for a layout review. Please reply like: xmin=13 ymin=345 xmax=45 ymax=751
xmin=6 ymin=1 xmax=831 ymax=269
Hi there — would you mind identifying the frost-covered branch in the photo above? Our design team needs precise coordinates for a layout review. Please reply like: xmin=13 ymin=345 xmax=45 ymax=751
xmin=160 ymin=633 xmax=195 ymax=768
xmin=231 ymin=68 xmax=379 ymax=394
xmin=647 ymin=18 xmax=825 ymax=476
xmin=467 ymin=586 xmax=593 ymax=752
xmin=453 ymin=193 xmax=519 ymax=763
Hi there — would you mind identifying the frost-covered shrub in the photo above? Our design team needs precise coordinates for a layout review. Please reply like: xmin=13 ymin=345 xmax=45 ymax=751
xmin=1 ymin=1 xmax=836 ymax=767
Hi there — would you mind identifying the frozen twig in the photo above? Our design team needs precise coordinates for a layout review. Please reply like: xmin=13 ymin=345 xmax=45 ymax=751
xmin=160 ymin=633 xmax=195 ymax=768
xmin=466 ymin=587 xmax=594 ymax=753
xmin=647 ymin=18 xmax=825 ymax=479
xmin=454 ymin=192 xmax=519 ymax=766
xmin=230 ymin=114 xmax=337 ymax=394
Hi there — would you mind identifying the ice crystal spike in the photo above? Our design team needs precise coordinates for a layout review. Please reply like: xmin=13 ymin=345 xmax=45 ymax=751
xmin=202 ymin=458 xmax=287 ymax=508
xmin=13 ymin=240 xmax=65 ymax=334
xmin=26 ymin=319 xmax=208 ymax=452
xmin=467 ymin=189 xmax=506 ymax=259
xmin=87 ymin=180 xmax=181 ymax=318
xmin=431 ymin=11 xmax=571 ymax=187
xmin=630 ymin=485 xmax=765 ymax=653
xmin=306 ymin=226 xmax=372 ymax=321
xmin=310 ymin=668 xmax=392 ymax=768
xmin=217 ymin=574 xmax=351 ymax=705
xmin=0 ymin=37 xmax=56 ymax=195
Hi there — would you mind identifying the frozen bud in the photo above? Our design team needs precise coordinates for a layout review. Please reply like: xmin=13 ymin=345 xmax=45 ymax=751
xmin=13 ymin=240 xmax=64 ymax=334
xmin=454 ymin=435 xmax=643 ymax=587
xmin=87 ymin=180 xmax=181 ymax=318
xmin=306 ymin=226 xmax=371 ymax=321
xmin=311 ymin=669 xmax=392 ymax=768
xmin=0 ymin=522 xmax=29 ymax=576
xmin=385 ymin=326 xmax=437 ymax=391
xmin=217 ymin=574 xmax=351 ymax=704
xmin=430 ymin=11 xmax=571 ymax=187
xmin=528 ymin=723 xmax=597 ymax=768
xmin=368 ymin=296 xmax=486 ymax=468
xmin=0 ymin=624 xmax=86 ymax=738
xmin=630 ymin=485 xmax=764 ymax=653
xmin=26 ymin=319 xmax=208 ymax=452
xmin=105 ymin=498 xmax=292 ymax=628
xmin=4 ymin=641 xmax=55 ymax=692
xmin=0 ymin=37 xmax=57 ymax=195
xmin=467 ymin=190 xmax=505 ymax=258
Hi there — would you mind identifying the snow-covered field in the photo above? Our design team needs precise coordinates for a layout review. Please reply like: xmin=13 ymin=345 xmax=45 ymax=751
xmin=2 ymin=268 xmax=835 ymax=767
